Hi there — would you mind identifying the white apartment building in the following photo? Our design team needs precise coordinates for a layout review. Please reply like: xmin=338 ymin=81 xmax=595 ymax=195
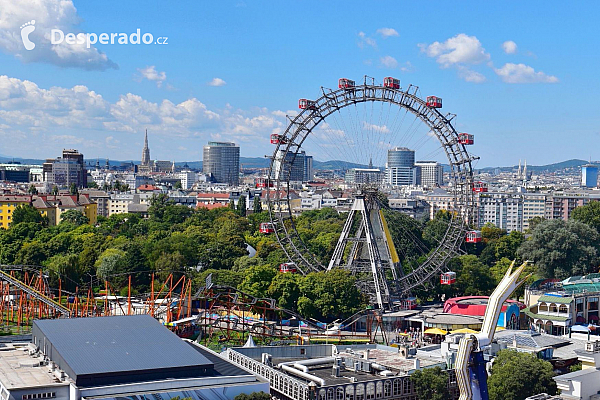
xmin=522 ymin=193 xmax=547 ymax=231
xmin=477 ymin=192 xmax=523 ymax=233
xmin=178 ymin=170 xmax=197 ymax=190
xmin=415 ymin=161 xmax=443 ymax=187
xmin=108 ymin=193 xmax=153 ymax=216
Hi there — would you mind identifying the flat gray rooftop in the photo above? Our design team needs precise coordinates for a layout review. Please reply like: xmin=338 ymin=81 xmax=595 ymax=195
xmin=32 ymin=315 xmax=213 ymax=387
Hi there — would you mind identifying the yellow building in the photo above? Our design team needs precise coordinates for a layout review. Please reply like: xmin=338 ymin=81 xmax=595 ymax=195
xmin=0 ymin=196 xmax=34 ymax=229
xmin=0 ymin=195 xmax=97 ymax=228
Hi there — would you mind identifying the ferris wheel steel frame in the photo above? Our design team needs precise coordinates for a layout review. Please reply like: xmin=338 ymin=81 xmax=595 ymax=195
xmin=267 ymin=79 xmax=477 ymax=299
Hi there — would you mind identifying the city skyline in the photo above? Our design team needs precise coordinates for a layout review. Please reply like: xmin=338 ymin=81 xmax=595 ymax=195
xmin=0 ymin=1 xmax=599 ymax=167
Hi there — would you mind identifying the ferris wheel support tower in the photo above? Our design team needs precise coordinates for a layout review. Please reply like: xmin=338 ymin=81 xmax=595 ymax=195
xmin=327 ymin=189 xmax=401 ymax=309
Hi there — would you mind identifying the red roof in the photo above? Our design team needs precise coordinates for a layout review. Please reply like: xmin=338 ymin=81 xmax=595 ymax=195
xmin=197 ymin=203 xmax=228 ymax=210
xmin=137 ymin=184 xmax=160 ymax=191
xmin=443 ymin=296 xmax=526 ymax=316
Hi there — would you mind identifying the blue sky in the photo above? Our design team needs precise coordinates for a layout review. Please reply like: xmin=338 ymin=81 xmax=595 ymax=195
xmin=0 ymin=1 xmax=598 ymax=167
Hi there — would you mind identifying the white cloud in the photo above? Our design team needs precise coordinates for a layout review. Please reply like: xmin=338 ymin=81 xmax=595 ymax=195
xmin=399 ymin=61 xmax=414 ymax=72
xmin=379 ymin=55 xmax=398 ymax=69
xmin=502 ymin=40 xmax=517 ymax=54
xmin=358 ymin=31 xmax=376 ymax=48
xmin=458 ymin=66 xmax=486 ymax=83
xmin=494 ymin=63 xmax=559 ymax=83
xmin=0 ymin=75 xmax=288 ymax=158
xmin=362 ymin=121 xmax=390 ymax=134
xmin=137 ymin=66 xmax=167 ymax=87
xmin=0 ymin=0 xmax=117 ymax=70
xmin=376 ymin=28 xmax=398 ymax=38
xmin=208 ymin=78 xmax=226 ymax=87
xmin=419 ymin=34 xmax=490 ymax=67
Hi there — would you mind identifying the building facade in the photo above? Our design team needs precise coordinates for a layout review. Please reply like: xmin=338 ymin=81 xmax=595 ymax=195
xmin=203 ymin=142 xmax=240 ymax=185
xmin=345 ymin=168 xmax=385 ymax=185
xmin=415 ymin=161 xmax=443 ymax=188
xmin=43 ymin=150 xmax=87 ymax=188
xmin=386 ymin=147 xmax=416 ymax=187
xmin=581 ymin=164 xmax=599 ymax=188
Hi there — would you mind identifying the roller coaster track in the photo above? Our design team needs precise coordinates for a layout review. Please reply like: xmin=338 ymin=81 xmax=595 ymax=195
xmin=0 ymin=269 xmax=70 ymax=317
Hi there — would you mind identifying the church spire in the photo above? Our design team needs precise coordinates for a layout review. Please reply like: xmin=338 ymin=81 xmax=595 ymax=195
xmin=141 ymin=129 xmax=151 ymax=168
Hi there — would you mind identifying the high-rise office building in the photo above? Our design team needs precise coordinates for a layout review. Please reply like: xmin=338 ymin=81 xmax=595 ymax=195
xmin=43 ymin=149 xmax=87 ymax=188
xmin=272 ymin=150 xmax=312 ymax=182
xmin=386 ymin=147 xmax=416 ymax=186
xmin=203 ymin=142 xmax=240 ymax=185
xmin=304 ymin=155 xmax=314 ymax=182
xmin=415 ymin=161 xmax=443 ymax=187
xmin=582 ymin=164 xmax=599 ymax=188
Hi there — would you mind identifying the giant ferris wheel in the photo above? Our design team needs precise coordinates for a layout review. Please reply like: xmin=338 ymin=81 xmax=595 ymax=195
xmin=267 ymin=76 xmax=478 ymax=310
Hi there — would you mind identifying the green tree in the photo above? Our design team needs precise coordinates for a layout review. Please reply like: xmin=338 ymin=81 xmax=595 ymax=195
xmin=228 ymin=199 xmax=235 ymax=210
xmin=517 ymin=219 xmax=600 ymax=278
xmin=268 ymin=272 xmax=301 ymax=310
xmin=154 ymin=251 xmax=186 ymax=281
xmin=423 ymin=210 xmax=452 ymax=248
xmin=494 ymin=231 xmax=525 ymax=261
xmin=95 ymin=248 xmax=126 ymax=281
xmin=174 ymin=180 xmax=182 ymax=189
xmin=52 ymin=185 xmax=59 ymax=195
xmin=12 ymin=204 xmax=46 ymax=226
xmin=481 ymin=223 xmax=505 ymax=241
xmin=488 ymin=350 xmax=557 ymax=400
xmin=298 ymin=270 xmax=364 ymax=320
xmin=410 ymin=366 xmax=449 ymax=400
xmin=69 ymin=182 xmax=78 ymax=195
xmin=28 ymin=185 xmax=38 ymax=194
xmin=238 ymin=264 xmax=277 ymax=298
xmin=253 ymin=196 xmax=263 ymax=213
xmin=87 ymin=181 xmax=98 ymax=189
xmin=148 ymin=193 xmax=172 ymax=221
xmin=60 ymin=210 xmax=89 ymax=226
xmin=237 ymin=195 xmax=247 ymax=217
xmin=572 ymin=201 xmax=600 ymax=233
xmin=456 ymin=255 xmax=496 ymax=296
xmin=234 ymin=392 xmax=270 ymax=400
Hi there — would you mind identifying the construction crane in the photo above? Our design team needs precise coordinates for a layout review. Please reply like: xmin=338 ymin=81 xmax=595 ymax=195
xmin=455 ymin=260 xmax=531 ymax=400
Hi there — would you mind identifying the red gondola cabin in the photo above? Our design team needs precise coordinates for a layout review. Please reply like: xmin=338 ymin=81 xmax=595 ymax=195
xmin=426 ymin=96 xmax=442 ymax=108
xmin=383 ymin=77 xmax=400 ymax=89
xmin=338 ymin=78 xmax=355 ymax=89
xmin=440 ymin=272 xmax=457 ymax=285
xmin=458 ymin=133 xmax=474 ymax=145
xmin=279 ymin=262 xmax=298 ymax=273
xmin=466 ymin=230 xmax=482 ymax=243
xmin=255 ymin=178 xmax=273 ymax=188
xmin=299 ymin=99 xmax=317 ymax=110
xmin=472 ymin=181 xmax=488 ymax=193
xmin=270 ymin=134 xmax=287 ymax=145
xmin=259 ymin=222 xmax=275 ymax=234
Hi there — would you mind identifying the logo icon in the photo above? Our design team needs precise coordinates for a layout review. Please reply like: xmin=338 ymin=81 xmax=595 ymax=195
xmin=20 ymin=20 xmax=36 ymax=51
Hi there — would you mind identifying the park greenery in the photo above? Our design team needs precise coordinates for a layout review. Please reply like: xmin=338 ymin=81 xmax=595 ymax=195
xmin=409 ymin=366 xmax=449 ymax=400
xmin=2 ymin=194 xmax=600 ymax=322
xmin=487 ymin=350 xmax=557 ymax=400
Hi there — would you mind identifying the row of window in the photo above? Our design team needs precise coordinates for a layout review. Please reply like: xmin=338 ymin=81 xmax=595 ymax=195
xmin=22 ymin=393 xmax=56 ymax=400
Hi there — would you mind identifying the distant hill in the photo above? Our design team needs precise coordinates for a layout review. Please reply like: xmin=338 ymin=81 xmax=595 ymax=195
xmin=478 ymin=159 xmax=590 ymax=173
xmin=0 ymin=155 xmax=593 ymax=174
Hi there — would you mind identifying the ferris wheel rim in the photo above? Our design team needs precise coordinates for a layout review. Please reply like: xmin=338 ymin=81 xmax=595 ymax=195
xmin=266 ymin=81 xmax=476 ymax=294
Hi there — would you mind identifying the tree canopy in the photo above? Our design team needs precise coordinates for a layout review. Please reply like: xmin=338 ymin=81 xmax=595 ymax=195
xmin=488 ymin=350 xmax=557 ymax=400
xmin=410 ymin=366 xmax=449 ymax=400
xmin=517 ymin=219 xmax=600 ymax=278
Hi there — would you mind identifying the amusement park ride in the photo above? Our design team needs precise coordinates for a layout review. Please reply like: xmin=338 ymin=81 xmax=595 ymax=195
xmin=0 ymin=75 xmax=502 ymax=400
xmin=266 ymin=75 xmax=482 ymax=310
